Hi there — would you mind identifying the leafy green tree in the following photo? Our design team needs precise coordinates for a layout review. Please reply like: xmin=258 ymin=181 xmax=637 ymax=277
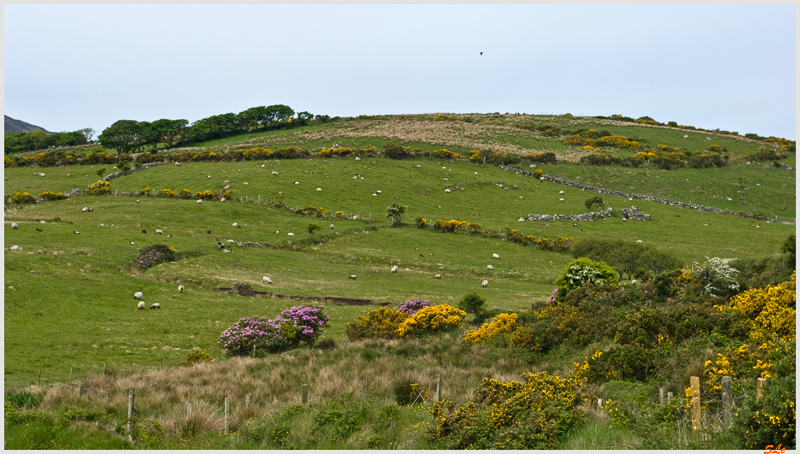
xmin=457 ymin=291 xmax=488 ymax=322
xmin=782 ymin=234 xmax=795 ymax=269
xmin=307 ymin=223 xmax=321 ymax=235
xmin=295 ymin=111 xmax=313 ymax=126
xmin=385 ymin=202 xmax=408 ymax=225
xmin=98 ymin=120 xmax=142 ymax=155
xmin=572 ymin=238 xmax=682 ymax=280
xmin=584 ymin=196 xmax=605 ymax=211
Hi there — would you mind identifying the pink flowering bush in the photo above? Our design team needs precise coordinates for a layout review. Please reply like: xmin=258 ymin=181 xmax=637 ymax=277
xmin=219 ymin=305 xmax=329 ymax=356
xmin=398 ymin=300 xmax=433 ymax=316
xmin=135 ymin=244 xmax=176 ymax=270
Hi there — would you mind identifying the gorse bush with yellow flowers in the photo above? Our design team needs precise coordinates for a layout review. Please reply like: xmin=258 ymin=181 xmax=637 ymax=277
xmin=37 ymin=191 xmax=66 ymax=201
xmin=395 ymin=304 xmax=466 ymax=338
xmin=464 ymin=313 xmax=518 ymax=344
xmin=344 ymin=307 xmax=409 ymax=341
xmin=85 ymin=180 xmax=111 ymax=195
xmin=9 ymin=191 xmax=36 ymax=204
xmin=429 ymin=371 xmax=587 ymax=449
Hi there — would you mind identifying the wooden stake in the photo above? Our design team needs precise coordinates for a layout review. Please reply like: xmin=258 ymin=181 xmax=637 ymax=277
xmin=597 ymin=398 xmax=603 ymax=409
xmin=69 ymin=366 xmax=73 ymax=383
xmin=366 ymin=375 xmax=372 ymax=395
xmin=224 ymin=397 xmax=229 ymax=434
xmin=659 ymin=387 xmax=664 ymax=405
xmin=103 ymin=363 xmax=106 ymax=376
xmin=722 ymin=376 xmax=733 ymax=428
xmin=757 ymin=377 xmax=766 ymax=401
xmin=690 ymin=376 xmax=701 ymax=431
xmin=127 ymin=388 xmax=135 ymax=435
xmin=302 ymin=384 xmax=308 ymax=404
xmin=38 ymin=370 xmax=41 ymax=386
xmin=186 ymin=401 xmax=192 ymax=420
xmin=435 ymin=376 xmax=442 ymax=402
xmin=667 ymin=391 xmax=673 ymax=401
xmin=245 ymin=394 xmax=251 ymax=407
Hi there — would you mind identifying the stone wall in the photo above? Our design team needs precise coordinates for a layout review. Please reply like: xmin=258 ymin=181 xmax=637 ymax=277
xmin=525 ymin=207 xmax=614 ymax=222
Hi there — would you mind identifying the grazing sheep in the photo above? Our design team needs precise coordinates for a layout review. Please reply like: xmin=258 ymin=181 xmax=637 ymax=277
xmin=391 ymin=265 xmax=398 ymax=273
xmin=492 ymin=253 xmax=500 ymax=259
xmin=232 ymin=222 xmax=238 ymax=227
xmin=263 ymin=276 xmax=272 ymax=285
xmin=294 ymin=181 xmax=300 ymax=185
xmin=330 ymin=224 xmax=335 ymax=229
xmin=150 ymin=303 xmax=160 ymax=309
xmin=175 ymin=162 xmax=181 ymax=166
xmin=196 ymin=199 xmax=203 ymax=204
xmin=155 ymin=229 xmax=163 ymax=235
xmin=445 ymin=188 xmax=452 ymax=193
xmin=559 ymin=190 xmax=564 ymax=194
xmin=272 ymin=171 xmax=279 ymax=176
xmin=134 ymin=291 xmax=143 ymax=299
xmin=82 ymin=207 xmax=89 ymax=212
xmin=487 ymin=265 xmax=494 ymax=270
xmin=349 ymin=275 xmax=357 ymax=280
xmin=136 ymin=200 xmax=140 ymax=203
xmin=73 ymin=231 xmax=80 ymax=234
xmin=316 ymin=188 xmax=322 ymax=192
xmin=518 ymin=218 xmax=525 ymax=222
xmin=178 ymin=285 xmax=184 ymax=292
xmin=138 ymin=301 xmax=145 ymax=310
xmin=376 ymin=190 xmax=382 ymax=194
xmin=220 ymin=198 xmax=226 ymax=202
xmin=482 ymin=280 xmax=489 ymax=287
xmin=10 ymin=245 xmax=20 ymax=251
xmin=355 ymin=157 xmax=361 ymax=161
xmin=435 ymin=274 xmax=442 ymax=279
xmin=288 ymin=232 xmax=294 ymax=236
xmin=11 ymin=223 xmax=18 ymax=229
xmin=559 ymin=198 xmax=564 ymax=202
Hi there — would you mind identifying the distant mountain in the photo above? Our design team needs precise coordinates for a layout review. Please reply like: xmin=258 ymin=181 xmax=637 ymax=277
xmin=4 ymin=115 xmax=50 ymax=134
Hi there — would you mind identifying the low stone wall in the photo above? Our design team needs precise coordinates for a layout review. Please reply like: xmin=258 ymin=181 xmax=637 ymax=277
xmin=500 ymin=164 xmax=737 ymax=216
xmin=525 ymin=207 xmax=614 ymax=222
xmin=621 ymin=206 xmax=650 ymax=221
xmin=102 ymin=161 xmax=166 ymax=182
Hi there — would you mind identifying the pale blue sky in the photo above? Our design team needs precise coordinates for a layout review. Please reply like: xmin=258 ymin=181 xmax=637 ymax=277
xmin=4 ymin=4 xmax=796 ymax=140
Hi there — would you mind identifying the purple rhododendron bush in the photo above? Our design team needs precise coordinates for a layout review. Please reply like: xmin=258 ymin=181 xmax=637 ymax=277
xmin=219 ymin=305 xmax=329 ymax=356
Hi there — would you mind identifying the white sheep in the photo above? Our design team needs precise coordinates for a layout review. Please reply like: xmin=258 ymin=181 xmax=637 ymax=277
xmin=10 ymin=245 xmax=20 ymax=251
xmin=559 ymin=190 xmax=564 ymax=194
xmin=349 ymin=275 xmax=357 ymax=280
xmin=262 ymin=276 xmax=272 ymax=285
xmin=220 ymin=198 xmax=226 ymax=202
xmin=316 ymin=188 xmax=322 ymax=192
xmin=150 ymin=303 xmax=161 ymax=309
xmin=178 ymin=285 xmax=184 ymax=292
xmin=134 ymin=291 xmax=143 ymax=299
xmin=138 ymin=301 xmax=145 ymax=310
xmin=82 ymin=207 xmax=89 ymax=212
xmin=272 ymin=171 xmax=279 ymax=176
xmin=175 ymin=162 xmax=181 ymax=166
xmin=434 ymin=274 xmax=442 ymax=279
xmin=355 ymin=157 xmax=361 ymax=161
xmin=376 ymin=190 xmax=382 ymax=194
xmin=294 ymin=181 xmax=300 ymax=185
xmin=11 ymin=223 xmax=18 ymax=229
xmin=559 ymin=198 xmax=564 ymax=202
xmin=391 ymin=265 xmax=398 ymax=273
xmin=487 ymin=265 xmax=494 ymax=270
xmin=492 ymin=253 xmax=500 ymax=259
xmin=196 ymin=199 xmax=203 ymax=204
xmin=445 ymin=189 xmax=452 ymax=193
xmin=330 ymin=224 xmax=335 ymax=229
xmin=155 ymin=229 xmax=163 ymax=235
xmin=288 ymin=232 xmax=294 ymax=236
xmin=482 ymin=280 xmax=489 ymax=287
xmin=232 ymin=222 xmax=238 ymax=227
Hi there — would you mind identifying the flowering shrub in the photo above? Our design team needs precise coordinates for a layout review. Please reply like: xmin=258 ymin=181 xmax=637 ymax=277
xmin=233 ymin=282 xmax=254 ymax=297
xmin=273 ymin=305 xmax=329 ymax=347
xmin=86 ymin=180 xmax=111 ymax=195
xmin=4 ymin=155 xmax=15 ymax=167
xmin=9 ymin=192 xmax=36 ymax=204
xmin=430 ymin=371 xmax=586 ymax=449
xmin=692 ymin=256 xmax=740 ymax=297
xmin=524 ymin=152 xmax=557 ymax=163
xmin=135 ymin=244 xmax=177 ymax=270
xmin=434 ymin=219 xmax=480 ymax=233
xmin=178 ymin=188 xmax=193 ymax=199
xmin=397 ymin=300 xmax=433 ymax=316
xmin=534 ymin=168 xmax=543 ymax=179
xmin=37 ymin=191 xmax=66 ymax=201
xmin=414 ymin=217 xmax=428 ymax=228
xmin=395 ymin=304 xmax=466 ymax=337
xmin=464 ymin=313 xmax=518 ymax=344
xmin=157 ymin=188 xmax=176 ymax=198
xmin=345 ymin=307 xmax=408 ymax=341
xmin=219 ymin=315 xmax=288 ymax=356
xmin=177 ymin=348 xmax=215 ymax=366
xmin=554 ymin=257 xmax=618 ymax=295
xmin=194 ymin=189 xmax=214 ymax=199
xmin=138 ymin=187 xmax=152 ymax=196
xmin=433 ymin=149 xmax=462 ymax=160
xmin=318 ymin=146 xmax=355 ymax=157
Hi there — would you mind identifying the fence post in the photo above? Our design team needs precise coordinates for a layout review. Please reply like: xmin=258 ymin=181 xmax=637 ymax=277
xmin=722 ymin=376 xmax=733 ymax=428
xmin=103 ymin=363 xmax=107 ymax=376
xmin=659 ymin=387 xmax=664 ymax=405
xmin=435 ymin=376 xmax=442 ymax=402
xmin=38 ymin=370 xmax=41 ymax=386
xmin=667 ymin=391 xmax=673 ymax=401
xmin=127 ymin=388 xmax=135 ymax=436
xmin=690 ymin=376 xmax=701 ymax=431
xmin=757 ymin=377 xmax=766 ymax=401
xmin=245 ymin=394 xmax=251 ymax=407
xmin=224 ymin=397 xmax=229 ymax=434
xmin=597 ymin=398 xmax=603 ymax=409
xmin=69 ymin=366 xmax=73 ymax=383
xmin=218 ymin=348 xmax=221 ymax=363
xmin=302 ymin=384 xmax=308 ymax=404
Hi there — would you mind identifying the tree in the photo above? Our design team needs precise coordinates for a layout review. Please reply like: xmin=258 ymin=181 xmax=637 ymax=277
xmin=385 ymin=202 xmax=408 ymax=225
xmin=307 ymin=223 xmax=321 ymax=235
xmin=782 ymin=234 xmax=796 ymax=269
xmin=295 ymin=111 xmax=313 ymax=126
xmin=584 ymin=196 xmax=605 ymax=211
xmin=98 ymin=120 xmax=141 ymax=155
xmin=77 ymin=128 xmax=95 ymax=143
xmin=458 ymin=291 xmax=488 ymax=323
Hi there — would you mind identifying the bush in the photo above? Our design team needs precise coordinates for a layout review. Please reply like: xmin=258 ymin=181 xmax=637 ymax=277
xmin=395 ymin=304 xmax=466 ymax=337
xmin=345 ymin=307 xmax=409 ymax=341
xmin=177 ymin=348 xmax=214 ymax=366
xmin=397 ymin=300 xmax=433 ymax=316
xmin=219 ymin=315 xmax=288 ymax=356
xmin=178 ymin=188 xmax=193 ymax=199
xmin=457 ymin=291 xmax=488 ymax=322
xmin=691 ymin=257 xmax=740 ymax=298
xmin=433 ymin=149 xmax=462 ymax=160
xmin=233 ymin=282 xmax=254 ymax=297
xmin=464 ymin=313 xmax=518 ymax=344
xmin=554 ymin=257 xmax=618 ymax=296
xmin=782 ymin=234 xmax=795 ymax=269
xmin=37 ymin=191 xmax=66 ymax=201
xmin=85 ymin=180 xmax=111 ymax=195
xmin=157 ymin=188 xmax=176 ymax=197
xmin=135 ymin=244 xmax=176 ymax=270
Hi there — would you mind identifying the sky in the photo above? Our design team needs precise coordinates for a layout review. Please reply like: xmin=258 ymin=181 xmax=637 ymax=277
xmin=3 ymin=4 xmax=797 ymax=140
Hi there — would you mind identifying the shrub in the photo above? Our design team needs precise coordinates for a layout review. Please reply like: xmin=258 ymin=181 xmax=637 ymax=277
xmin=274 ymin=305 xmax=330 ymax=348
xmin=433 ymin=149 xmax=462 ymax=160
xmin=397 ymin=300 xmax=433 ymax=316
xmin=414 ymin=217 xmax=428 ymax=228
xmin=178 ymin=188 xmax=193 ymax=199
xmin=233 ymin=282 xmax=254 ymax=297
xmin=219 ymin=315 xmax=288 ymax=356
xmin=157 ymin=188 xmax=176 ymax=198
xmin=691 ymin=256 xmax=740 ymax=297
xmin=85 ymin=180 xmax=111 ymax=195
xmin=382 ymin=143 xmax=415 ymax=160
xmin=464 ymin=313 xmax=518 ymax=344
xmin=534 ymin=168 xmax=543 ymax=179
xmin=584 ymin=196 xmax=605 ymax=211
xmin=782 ymin=234 xmax=795 ymax=269
xmin=722 ymin=271 xmax=795 ymax=351
xmin=395 ymin=304 xmax=466 ymax=337
xmin=37 ymin=191 xmax=66 ymax=201
xmin=345 ymin=307 xmax=408 ymax=341
xmin=385 ymin=202 xmax=407 ymax=225
xmin=554 ymin=257 xmax=618 ymax=295
xmin=430 ymin=371 xmax=586 ymax=449
xmin=138 ymin=187 xmax=153 ymax=196
xmin=525 ymin=152 xmax=557 ymax=163
xmin=707 ymin=144 xmax=721 ymax=152
xmin=457 ymin=291 xmax=488 ymax=322
xmin=177 ymin=348 xmax=215 ymax=366
xmin=194 ymin=189 xmax=215 ymax=199
xmin=135 ymin=244 xmax=177 ymax=270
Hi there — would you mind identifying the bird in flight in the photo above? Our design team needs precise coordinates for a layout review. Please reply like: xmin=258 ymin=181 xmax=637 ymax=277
xmin=480 ymin=52 xmax=483 ymax=55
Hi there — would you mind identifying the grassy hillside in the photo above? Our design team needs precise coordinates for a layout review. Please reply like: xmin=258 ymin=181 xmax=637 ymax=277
xmin=4 ymin=112 xmax=796 ymax=449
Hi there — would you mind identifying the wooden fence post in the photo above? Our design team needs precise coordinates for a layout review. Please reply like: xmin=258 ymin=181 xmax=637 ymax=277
xmin=38 ymin=370 xmax=41 ymax=386
xmin=659 ymin=387 xmax=664 ymax=405
xmin=245 ymin=394 xmax=251 ymax=407
xmin=224 ymin=397 xmax=229 ymax=434
xmin=597 ymin=398 xmax=603 ymax=409
xmin=435 ymin=376 xmax=442 ymax=402
xmin=757 ymin=377 xmax=766 ymax=401
xmin=722 ymin=376 xmax=733 ymax=428
xmin=103 ymin=363 xmax=106 ymax=376
xmin=69 ymin=366 xmax=73 ymax=383
xmin=690 ymin=376 xmax=701 ymax=431
xmin=667 ymin=391 xmax=673 ymax=401
xmin=302 ymin=384 xmax=308 ymax=404
xmin=127 ymin=388 xmax=135 ymax=435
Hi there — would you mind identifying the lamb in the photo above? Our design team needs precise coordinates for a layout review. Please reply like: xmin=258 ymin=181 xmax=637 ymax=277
xmin=11 ymin=223 xmax=18 ymax=229
xmin=434 ymin=274 xmax=442 ymax=279
xmin=178 ymin=285 xmax=184 ymax=292
xmin=232 ymin=222 xmax=238 ymax=227
xmin=196 ymin=199 xmax=203 ymax=204
xmin=330 ymin=224 xmax=335 ymax=229
xmin=391 ymin=265 xmax=398 ymax=273
xmin=487 ymin=265 xmax=494 ymax=270
xmin=134 ymin=291 xmax=143 ymax=299
xmin=482 ymin=280 xmax=489 ymax=287
xmin=155 ymin=229 xmax=163 ymax=235
xmin=262 ymin=276 xmax=272 ymax=285
xmin=349 ymin=275 xmax=357 ymax=280
xmin=150 ymin=303 xmax=161 ymax=309
xmin=445 ymin=188 xmax=452 ymax=193
xmin=175 ymin=162 xmax=181 ymax=166
xmin=220 ymin=198 xmax=226 ymax=202
xmin=316 ymin=188 xmax=322 ymax=192
xmin=492 ymin=253 xmax=500 ymax=259
xmin=138 ymin=301 xmax=145 ymax=310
